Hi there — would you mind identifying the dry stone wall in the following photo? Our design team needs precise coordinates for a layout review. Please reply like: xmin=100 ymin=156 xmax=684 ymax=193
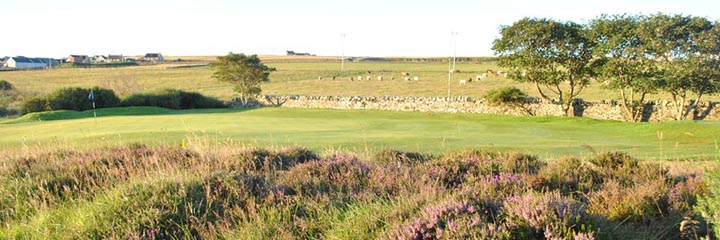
xmin=255 ymin=95 xmax=719 ymax=122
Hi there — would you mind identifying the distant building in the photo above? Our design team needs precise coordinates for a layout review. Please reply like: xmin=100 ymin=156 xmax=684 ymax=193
xmin=66 ymin=55 xmax=90 ymax=64
xmin=0 ymin=57 xmax=7 ymax=68
xmin=92 ymin=55 xmax=107 ymax=63
xmin=3 ymin=56 xmax=59 ymax=69
xmin=107 ymin=55 xmax=125 ymax=63
xmin=142 ymin=53 xmax=164 ymax=63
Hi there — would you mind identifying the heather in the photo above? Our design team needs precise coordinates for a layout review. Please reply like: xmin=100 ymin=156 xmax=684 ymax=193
xmin=0 ymin=144 xmax=715 ymax=239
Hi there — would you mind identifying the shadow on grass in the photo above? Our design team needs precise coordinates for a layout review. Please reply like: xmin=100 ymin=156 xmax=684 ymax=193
xmin=0 ymin=107 xmax=260 ymax=124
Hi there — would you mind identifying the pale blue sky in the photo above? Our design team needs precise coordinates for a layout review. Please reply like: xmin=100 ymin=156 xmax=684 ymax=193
xmin=1 ymin=0 xmax=719 ymax=57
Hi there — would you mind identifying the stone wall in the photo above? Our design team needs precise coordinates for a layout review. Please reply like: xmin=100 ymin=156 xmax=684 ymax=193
xmin=255 ymin=95 xmax=720 ymax=122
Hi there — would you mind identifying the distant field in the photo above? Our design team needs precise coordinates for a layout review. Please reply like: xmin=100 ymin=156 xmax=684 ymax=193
xmin=0 ymin=55 xmax=664 ymax=102
xmin=1 ymin=107 xmax=718 ymax=160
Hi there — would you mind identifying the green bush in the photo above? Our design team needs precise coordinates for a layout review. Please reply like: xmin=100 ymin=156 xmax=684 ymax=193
xmin=121 ymin=89 xmax=225 ymax=109
xmin=484 ymin=87 xmax=528 ymax=105
xmin=696 ymin=167 xmax=720 ymax=238
xmin=46 ymin=87 xmax=120 ymax=111
xmin=0 ymin=80 xmax=12 ymax=91
xmin=21 ymin=97 xmax=49 ymax=114
xmin=20 ymin=87 xmax=120 ymax=114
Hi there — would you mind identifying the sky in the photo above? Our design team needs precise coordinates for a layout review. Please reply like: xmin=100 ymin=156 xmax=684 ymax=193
xmin=2 ymin=0 xmax=719 ymax=58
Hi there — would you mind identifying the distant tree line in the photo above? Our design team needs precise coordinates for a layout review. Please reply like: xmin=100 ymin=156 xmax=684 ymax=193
xmin=493 ymin=13 xmax=720 ymax=121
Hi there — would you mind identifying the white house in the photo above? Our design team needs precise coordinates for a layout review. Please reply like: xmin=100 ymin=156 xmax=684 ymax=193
xmin=107 ymin=55 xmax=125 ymax=63
xmin=92 ymin=55 xmax=107 ymax=63
xmin=4 ymin=56 xmax=56 ymax=69
xmin=142 ymin=53 xmax=164 ymax=63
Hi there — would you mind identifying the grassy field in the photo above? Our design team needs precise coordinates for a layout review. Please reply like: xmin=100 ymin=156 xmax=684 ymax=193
xmin=0 ymin=56 xmax=634 ymax=101
xmin=1 ymin=107 xmax=718 ymax=160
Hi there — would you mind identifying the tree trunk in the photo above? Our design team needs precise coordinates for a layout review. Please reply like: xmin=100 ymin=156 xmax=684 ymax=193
xmin=671 ymin=91 xmax=687 ymax=120
xmin=619 ymin=89 xmax=635 ymax=122
xmin=683 ymin=93 xmax=704 ymax=120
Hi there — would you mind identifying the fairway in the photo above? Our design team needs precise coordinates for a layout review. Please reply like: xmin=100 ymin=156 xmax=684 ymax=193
xmin=1 ymin=107 xmax=718 ymax=159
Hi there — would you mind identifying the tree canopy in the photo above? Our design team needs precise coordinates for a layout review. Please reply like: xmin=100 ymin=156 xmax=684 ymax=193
xmin=493 ymin=18 xmax=596 ymax=115
xmin=211 ymin=53 xmax=276 ymax=106
xmin=494 ymin=14 xmax=720 ymax=120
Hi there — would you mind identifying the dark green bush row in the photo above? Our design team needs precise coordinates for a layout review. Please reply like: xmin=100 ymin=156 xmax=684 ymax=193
xmin=21 ymin=87 xmax=225 ymax=114
xmin=61 ymin=62 xmax=138 ymax=68
xmin=21 ymin=87 xmax=121 ymax=114
xmin=121 ymin=89 xmax=225 ymax=110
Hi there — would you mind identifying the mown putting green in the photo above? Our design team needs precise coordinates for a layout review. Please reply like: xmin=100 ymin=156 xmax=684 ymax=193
xmin=1 ymin=107 xmax=719 ymax=159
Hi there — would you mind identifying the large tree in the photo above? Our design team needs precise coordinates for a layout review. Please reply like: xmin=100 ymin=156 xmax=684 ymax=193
xmin=589 ymin=14 xmax=661 ymax=122
xmin=211 ymin=53 xmax=276 ymax=106
xmin=493 ymin=18 xmax=597 ymax=116
xmin=643 ymin=14 xmax=720 ymax=120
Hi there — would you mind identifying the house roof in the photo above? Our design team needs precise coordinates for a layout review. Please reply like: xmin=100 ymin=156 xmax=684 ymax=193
xmin=9 ymin=56 xmax=58 ymax=64
xmin=107 ymin=55 xmax=123 ymax=59
xmin=144 ymin=53 xmax=162 ymax=58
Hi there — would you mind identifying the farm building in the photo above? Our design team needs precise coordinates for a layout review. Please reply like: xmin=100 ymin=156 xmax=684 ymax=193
xmin=0 ymin=57 xmax=7 ymax=68
xmin=142 ymin=53 xmax=164 ymax=63
xmin=107 ymin=55 xmax=125 ymax=62
xmin=66 ymin=55 xmax=90 ymax=64
xmin=2 ymin=56 xmax=58 ymax=69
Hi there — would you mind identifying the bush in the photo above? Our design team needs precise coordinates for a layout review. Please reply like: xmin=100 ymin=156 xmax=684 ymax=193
xmin=121 ymin=89 xmax=225 ymax=109
xmin=0 ymin=80 xmax=12 ymax=91
xmin=373 ymin=148 xmax=428 ymax=165
xmin=484 ymin=87 xmax=528 ymax=105
xmin=281 ymin=153 xmax=371 ymax=201
xmin=21 ymin=87 xmax=120 ymax=114
xmin=21 ymin=97 xmax=49 ymax=114
xmin=697 ymin=167 xmax=720 ymax=238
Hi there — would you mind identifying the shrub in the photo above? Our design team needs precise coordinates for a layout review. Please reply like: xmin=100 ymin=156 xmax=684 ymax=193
xmin=504 ymin=191 xmax=593 ymax=239
xmin=46 ymin=87 xmax=120 ymax=111
xmin=393 ymin=198 xmax=510 ymax=239
xmin=424 ymin=150 xmax=542 ymax=188
xmin=281 ymin=153 xmax=370 ymax=201
xmin=534 ymin=157 xmax=603 ymax=193
xmin=484 ymin=87 xmax=528 ymax=105
xmin=0 ymin=80 xmax=12 ymax=91
xmin=21 ymin=87 xmax=121 ymax=114
xmin=232 ymin=146 xmax=319 ymax=173
xmin=21 ymin=96 xmax=49 ymax=114
xmin=122 ymin=89 xmax=182 ymax=109
xmin=373 ymin=148 xmax=428 ymax=165
xmin=696 ymin=167 xmax=720 ymax=238
xmin=121 ymin=89 xmax=225 ymax=109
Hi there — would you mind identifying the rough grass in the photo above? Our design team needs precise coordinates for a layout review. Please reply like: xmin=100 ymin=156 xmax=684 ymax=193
xmin=1 ymin=107 xmax=719 ymax=159
xmin=0 ymin=144 xmax=715 ymax=239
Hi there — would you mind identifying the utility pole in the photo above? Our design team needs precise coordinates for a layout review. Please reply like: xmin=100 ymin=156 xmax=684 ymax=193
xmin=448 ymin=57 xmax=452 ymax=99
xmin=341 ymin=33 xmax=346 ymax=72
xmin=451 ymin=31 xmax=458 ymax=72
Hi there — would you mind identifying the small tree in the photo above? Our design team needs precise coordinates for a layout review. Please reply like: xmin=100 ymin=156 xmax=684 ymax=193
xmin=644 ymin=14 xmax=720 ymax=120
xmin=493 ymin=18 xmax=597 ymax=116
xmin=211 ymin=53 xmax=276 ymax=106
xmin=589 ymin=14 xmax=661 ymax=122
